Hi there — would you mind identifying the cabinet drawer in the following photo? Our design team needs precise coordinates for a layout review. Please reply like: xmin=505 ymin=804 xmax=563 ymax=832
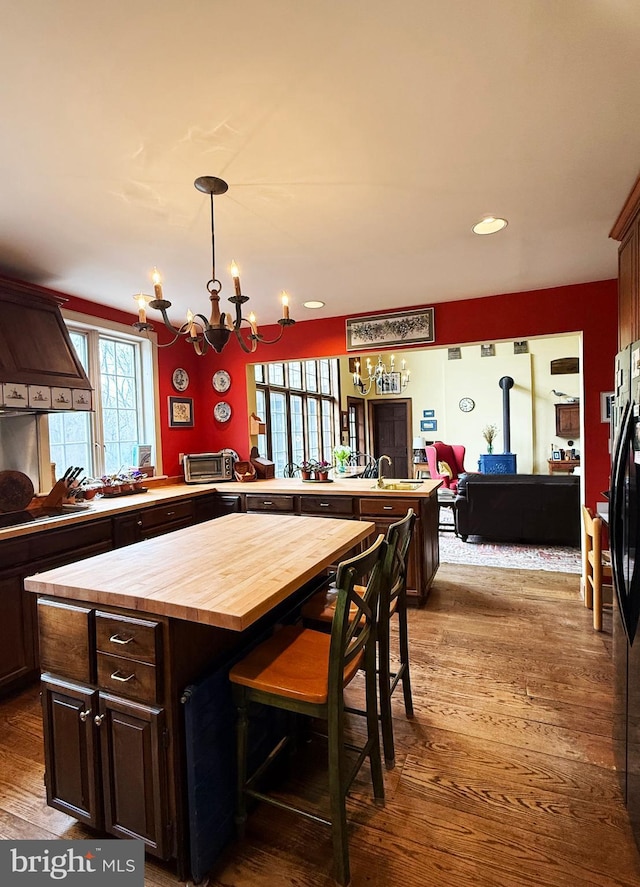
xmin=300 ymin=496 xmax=354 ymax=516
xmin=245 ymin=494 xmax=296 ymax=513
xmin=138 ymin=500 xmax=194 ymax=531
xmin=38 ymin=598 xmax=93 ymax=684
xmin=358 ymin=497 xmax=415 ymax=518
xmin=97 ymin=652 xmax=159 ymax=703
xmin=95 ymin=612 xmax=160 ymax=665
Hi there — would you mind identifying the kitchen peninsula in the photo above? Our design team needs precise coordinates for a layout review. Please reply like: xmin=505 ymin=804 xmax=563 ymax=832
xmin=23 ymin=512 xmax=374 ymax=880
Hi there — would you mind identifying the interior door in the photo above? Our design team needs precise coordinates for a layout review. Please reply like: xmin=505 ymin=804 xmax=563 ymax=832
xmin=369 ymin=399 xmax=411 ymax=478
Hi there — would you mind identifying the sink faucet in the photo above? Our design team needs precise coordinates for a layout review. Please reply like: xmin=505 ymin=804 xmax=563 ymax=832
xmin=376 ymin=454 xmax=392 ymax=488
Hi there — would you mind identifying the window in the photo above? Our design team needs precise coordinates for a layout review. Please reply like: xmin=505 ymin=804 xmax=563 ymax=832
xmin=253 ymin=358 xmax=340 ymax=476
xmin=48 ymin=317 xmax=158 ymax=480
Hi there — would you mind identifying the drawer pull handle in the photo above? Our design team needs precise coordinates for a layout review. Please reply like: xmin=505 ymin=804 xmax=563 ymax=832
xmin=137 ymin=520 xmax=143 ymax=527
xmin=166 ymin=510 xmax=175 ymax=516
xmin=109 ymin=633 xmax=134 ymax=645
xmin=94 ymin=714 xmax=105 ymax=726
xmin=383 ymin=505 xmax=393 ymax=510
xmin=79 ymin=709 xmax=91 ymax=722
xmin=263 ymin=501 xmax=273 ymax=506
xmin=110 ymin=670 xmax=135 ymax=683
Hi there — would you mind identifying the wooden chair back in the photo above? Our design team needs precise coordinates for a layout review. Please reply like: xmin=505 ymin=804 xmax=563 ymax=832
xmin=384 ymin=509 xmax=416 ymax=617
xmin=329 ymin=534 xmax=386 ymax=693
xmin=581 ymin=504 xmax=611 ymax=631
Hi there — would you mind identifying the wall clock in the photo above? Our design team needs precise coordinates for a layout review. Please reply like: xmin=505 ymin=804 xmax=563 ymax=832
xmin=172 ymin=368 xmax=189 ymax=392
xmin=214 ymin=401 xmax=232 ymax=423
xmin=459 ymin=397 xmax=475 ymax=413
xmin=212 ymin=369 xmax=231 ymax=393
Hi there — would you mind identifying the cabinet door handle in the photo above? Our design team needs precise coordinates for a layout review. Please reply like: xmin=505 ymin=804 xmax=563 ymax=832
xmin=79 ymin=709 xmax=91 ymax=722
xmin=109 ymin=633 xmax=134 ymax=645
xmin=137 ymin=520 xmax=143 ymax=527
xmin=94 ymin=714 xmax=105 ymax=726
xmin=110 ymin=670 xmax=135 ymax=682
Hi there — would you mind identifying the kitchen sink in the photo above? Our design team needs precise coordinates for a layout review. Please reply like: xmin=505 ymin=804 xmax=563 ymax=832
xmin=370 ymin=480 xmax=423 ymax=491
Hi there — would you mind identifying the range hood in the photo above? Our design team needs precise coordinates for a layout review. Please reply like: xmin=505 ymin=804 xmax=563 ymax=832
xmin=0 ymin=277 xmax=93 ymax=413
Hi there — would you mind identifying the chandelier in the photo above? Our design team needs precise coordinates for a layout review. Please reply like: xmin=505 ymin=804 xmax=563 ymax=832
xmin=352 ymin=354 xmax=410 ymax=396
xmin=132 ymin=176 xmax=295 ymax=354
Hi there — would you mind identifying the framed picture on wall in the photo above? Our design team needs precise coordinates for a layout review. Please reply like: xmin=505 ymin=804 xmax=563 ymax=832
xmin=600 ymin=391 xmax=614 ymax=423
xmin=375 ymin=372 xmax=401 ymax=395
xmin=168 ymin=396 xmax=194 ymax=428
xmin=421 ymin=419 xmax=437 ymax=433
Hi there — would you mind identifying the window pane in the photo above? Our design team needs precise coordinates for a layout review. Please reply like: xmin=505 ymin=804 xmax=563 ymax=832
xmin=268 ymin=363 xmax=285 ymax=386
xmin=290 ymin=395 xmax=304 ymax=465
xmin=321 ymin=400 xmax=333 ymax=461
xmin=99 ymin=337 xmax=140 ymax=475
xmin=269 ymin=392 xmax=289 ymax=477
xmin=319 ymin=359 xmax=331 ymax=394
xmin=254 ymin=364 xmax=265 ymax=384
xmin=255 ymin=389 xmax=267 ymax=456
xmin=305 ymin=361 xmax=317 ymax=392
xmin=49 ymin=331 xmax=92 ymax=476
xmin=288 ymin=362 xmax=303 ymax=389
xmin=307 ymin=398 xmax=320 ymax=461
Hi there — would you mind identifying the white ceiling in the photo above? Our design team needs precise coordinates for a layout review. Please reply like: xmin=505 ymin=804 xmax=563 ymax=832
xmin=1 ymin=0 xmax=639 ymax=327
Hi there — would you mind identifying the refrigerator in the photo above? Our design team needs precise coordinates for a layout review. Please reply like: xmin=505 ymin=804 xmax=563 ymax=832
xmin=610 ymin=342 xmax=640 ymax=846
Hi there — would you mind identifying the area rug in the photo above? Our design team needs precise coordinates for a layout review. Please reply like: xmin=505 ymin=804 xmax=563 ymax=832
xmin=438 ymin=512 xmax=581 ymax=574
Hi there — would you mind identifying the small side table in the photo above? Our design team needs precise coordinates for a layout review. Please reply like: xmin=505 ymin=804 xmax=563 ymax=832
xmin=413 ymin=462 xmax=431 ymax=479
xmin=548 ymin=458 xmax=580 ymax=475
xmin=437 ymin=489 xmax=458 ymax=535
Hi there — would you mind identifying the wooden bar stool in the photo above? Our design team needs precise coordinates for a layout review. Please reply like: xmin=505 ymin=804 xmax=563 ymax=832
xmin=581 ymin=505 xmax=612 ymax=631
xmin=229 ymin=534 xmax=387 ymax=887
xmin=301 ymin=509 xmax=416 ymax=769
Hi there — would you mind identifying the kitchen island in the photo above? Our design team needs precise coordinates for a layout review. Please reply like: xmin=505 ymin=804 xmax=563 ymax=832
xmin=23 ymin=512 xmax=374 ymax=881
xmin=0 ymin=476 xmax=440 ymax=697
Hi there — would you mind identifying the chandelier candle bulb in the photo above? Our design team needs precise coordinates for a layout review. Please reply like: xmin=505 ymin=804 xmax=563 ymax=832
xmin=248 ymin=312 xmax=258 ymax=336
xmin=230 ymin=261 xmax=242 ymax=297
xmin=151 ymin=267 xmax=163 ymax=300
xmin=135 ymin=294 xmax=147 ymax=324
xmin=281 ymin=292 xmax=290 ymax=320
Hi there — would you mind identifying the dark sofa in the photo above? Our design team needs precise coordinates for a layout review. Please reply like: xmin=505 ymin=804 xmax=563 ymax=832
xmin=454 ymin=473 xmax=580 ymax=545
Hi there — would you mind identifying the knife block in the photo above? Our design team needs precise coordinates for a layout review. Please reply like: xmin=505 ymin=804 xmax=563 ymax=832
xmin=40 ymin=479 xmax=70 ymax=508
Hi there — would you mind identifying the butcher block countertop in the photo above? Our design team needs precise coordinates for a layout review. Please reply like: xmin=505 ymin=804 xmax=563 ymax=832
xmin=216 ymin=477 xmax=441 ymax=497
xmin=23 ymin=512 xmax=375 ymax=631
xmin=0 ymin=476 xmax=440 ymax=541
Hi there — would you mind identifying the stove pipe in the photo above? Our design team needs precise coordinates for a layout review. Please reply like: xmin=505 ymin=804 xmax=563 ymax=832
xmin=499 ymin=376 xmax=514 ymax=453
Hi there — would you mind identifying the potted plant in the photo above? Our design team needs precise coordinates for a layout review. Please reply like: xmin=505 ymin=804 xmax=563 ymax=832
xmin=298 ymin=459 xmax=315 ymax=481
xmin=332 ymin=444 xmax=352 ymax=474
xmin=316 ymin=459 xmax=331 ymax=481
xmin=482 ymin=424 xmax=499 ymax=454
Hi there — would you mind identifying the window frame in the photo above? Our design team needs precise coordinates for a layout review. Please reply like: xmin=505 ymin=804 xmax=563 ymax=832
xmin=42 ymin=310 xmax=162 ymax=480
xmin=253 ymin=358 xmax=340 ymax=474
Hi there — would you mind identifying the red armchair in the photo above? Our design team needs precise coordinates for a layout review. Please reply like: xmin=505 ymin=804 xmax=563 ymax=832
xmin=425 ymin=442 xmax=467 ymax=492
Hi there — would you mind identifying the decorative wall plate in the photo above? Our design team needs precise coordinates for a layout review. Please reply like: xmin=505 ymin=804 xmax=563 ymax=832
xmin=459 ymin=397 xmax=475 ymax=412
xmin=212 ymin=369 xmax=231 ymax=393
xmin=172 ymin=368 xmax=189 ymax=392
xmin=214 ymin=401 xmax=232 ymax=423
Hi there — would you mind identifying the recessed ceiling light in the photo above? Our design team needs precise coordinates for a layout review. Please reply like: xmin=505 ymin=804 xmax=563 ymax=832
xmin=472 ymin=216 xmax=508 ymax=235
xmin=303 ymin=300 xmax=325 ymax=309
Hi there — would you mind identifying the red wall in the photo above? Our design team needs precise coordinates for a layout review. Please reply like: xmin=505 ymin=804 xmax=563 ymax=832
xmin=57 ymin=278 xmax=618 ymax=511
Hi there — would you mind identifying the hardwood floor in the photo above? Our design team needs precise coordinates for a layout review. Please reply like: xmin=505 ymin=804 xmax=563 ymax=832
xmin=2 ymin=562 xmax=640 ymax=885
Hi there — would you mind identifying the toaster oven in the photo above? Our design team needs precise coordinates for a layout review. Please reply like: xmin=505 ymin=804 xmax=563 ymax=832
xmin=183 ymin=451 xmax=234 ymax=483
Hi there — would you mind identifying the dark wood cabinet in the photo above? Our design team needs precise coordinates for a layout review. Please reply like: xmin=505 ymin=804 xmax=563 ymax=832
xmin=112 ymin=499 xmax=195 ymax=547
xmin=357 ymin=495 xmax=438 ymax=602
xmin=39 ymin=601 xmax=172 ymax=859
xmin=0 ymin=519 xmax=112 ymax=694
xmin=0 ymin=571 xmax=36 ymax=693
xmin=555 ymin=402 xmax=580 ymax=438
xmin=193 ymin=492 xmax=241 ymax=523
xmin=611 ymin=174 xmax=640 ymax=350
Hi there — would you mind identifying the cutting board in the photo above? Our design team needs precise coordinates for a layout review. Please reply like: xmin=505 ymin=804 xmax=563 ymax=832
xmin=0 ymin=470 xmax=35 ymax=513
